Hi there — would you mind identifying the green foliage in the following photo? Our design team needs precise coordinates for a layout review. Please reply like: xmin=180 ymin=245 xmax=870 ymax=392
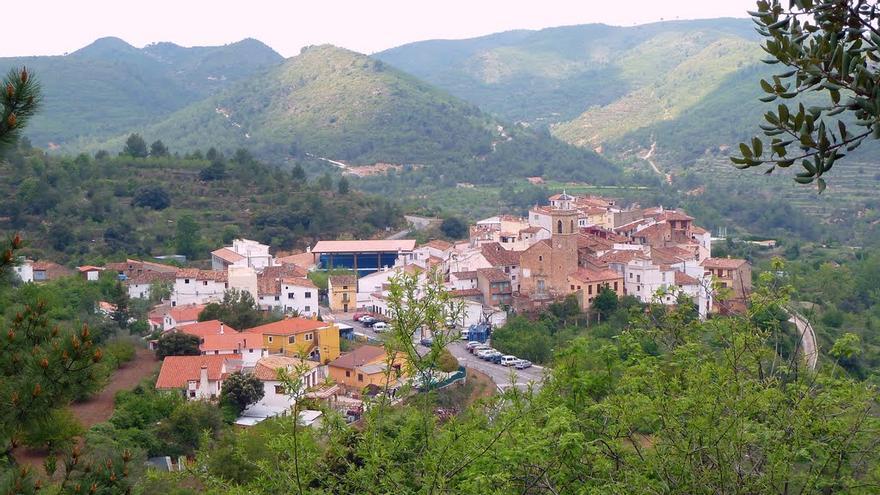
xmin=122 ymin=133 xmax=149 ymax=158
xmin=150 ymin=139 xmax=169 ymax=157
xmin=155 ymin=332 xmax=200 ymax=359
xmin=198 ymin=288 xmax=275 ymax=330
xmin=132 ymin=184 xmax=171 ymax=210
xmin=1 ymin=67 xmax=41 ymax=150
xmin=21 ymin=408 xmax=84 ymax=452
xmin=220 ymin=371 xmax=265 ymax=414
xmin=592 ymin=286 xmax=619 ymax=318
xmin=437 ymin=348 xmax=460 ymax=372
xmin=199 ymin=160 xmax=226 ymax=181
xmin=439 ymin=216 xmax=468 ymax=239
xmin=175 ymin=214 xmax=201 ymax=260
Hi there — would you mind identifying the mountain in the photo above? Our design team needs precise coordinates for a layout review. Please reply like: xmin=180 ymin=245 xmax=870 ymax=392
xmin=376 ymin=19 xmax=770 ymax=164
xmin=114 ymin=45 xmax=620 ymax=185
xmin=0 ymin=37 xmax=283 ymax=148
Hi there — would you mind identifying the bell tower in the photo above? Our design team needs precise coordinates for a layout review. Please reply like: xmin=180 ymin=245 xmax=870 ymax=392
xmin=548 ymin=208 xmax=579 ymax=293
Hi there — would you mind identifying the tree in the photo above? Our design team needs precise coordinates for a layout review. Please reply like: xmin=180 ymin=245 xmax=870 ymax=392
xmin=155 ymin=332 xmax=200 ymax=359
xmin=175 ymin=215 xmax=201 ymax=260
xmin=108 ymin=281 xmax=131 ymax=329
xmin=440 ymin=216 xmax=468 ymax=239
xmin=734 ymin=1 xmax=880 ymax=189
xmin=592 ymin=286 xmax=618 ymax=319
xmin=198 ymin=289 xmax=265 ymax=330
xmin=150 ymin=139 xmax=169 ymax=157
xmin=291 ymin=164 xmax=306 ymax=183
xmin=220 ymin=371 xmax=264 ymax=414
xmin=337 ymin=176 xmax=350 ymax=194
xmin=131 ymin=184 xmax=171 ymax=210
xmin=317 ymin=172 xmax=333 ymax=191
xmin=122 ymin=133 xmax=148 ymax=158
xmin=0 ymin=67 xmax=41 ymax=150
xmin=199 ymin=160 xmax=226 ymax=181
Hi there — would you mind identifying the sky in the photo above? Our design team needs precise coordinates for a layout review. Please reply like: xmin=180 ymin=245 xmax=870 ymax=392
xmin=4 ymin=0 xmax=756 ymax=58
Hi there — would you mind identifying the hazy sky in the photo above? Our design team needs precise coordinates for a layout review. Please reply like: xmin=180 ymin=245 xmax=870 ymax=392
xmin=5 ymin=0 xmax=756 ymax=58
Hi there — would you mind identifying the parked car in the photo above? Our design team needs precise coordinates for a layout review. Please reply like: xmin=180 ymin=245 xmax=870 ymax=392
xmin=360 ymin=316 xmax=376 ymax=326
xmin=460 ymin=329 xmax=470 ymax=340
xmin=419 ymin=337 xmax=434 ymax=347
xmin=465 ymin=341 xmax=481 ymax=351
xmin=488 ymin=353 xmax=504 ymax=365
xmin=470 ymin=344 xmax=490 ymax=354
xmin=373 ymin=322 xmax=389 ymax=332
xmin=500 ymin=355 xmax=519 ymax=367
xmin=353 ymin=312 xmax=371 ymax=321
xmin=514 ymin=359 xmax=532 ymax=370
xmin=475 ymin=349 xmax=496 ymax=359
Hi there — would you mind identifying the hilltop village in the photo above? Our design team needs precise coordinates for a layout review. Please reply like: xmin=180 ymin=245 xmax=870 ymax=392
xmin=11 ymin=191 xmax=750 ymax=425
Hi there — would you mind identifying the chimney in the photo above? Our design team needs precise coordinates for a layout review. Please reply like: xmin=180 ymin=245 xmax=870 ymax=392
xmin=219 ymin=323 xmax=225 ymax=334
xmin=199 ymin=364 xmax=209 ymax=393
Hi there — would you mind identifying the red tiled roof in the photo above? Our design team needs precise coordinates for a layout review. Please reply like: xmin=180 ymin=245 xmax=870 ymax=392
xmin=155 ymin=354 xmax=238 ymax=389
xmin=477 ymin=267 xmax=509 ymax=283
xmin=329 ymin=275 xmax=357 ymax=287
xmin=481 ymin=242 xmax=519 ymax=267
xmin=569 ymin=268 xmax=621 ymax=283
xmin=329 ymin=345 xmax=386 ymax=370
xmin=451 ymin=271 xmax=478 ymax=280
xmin=257 ymin=277 xmax=281 ymax=296
xmin=261 ymin=263 xmax=309 ymax=280
xmin=178 ymin=320 xmax=237 ymax=337
xmin=421 ymin=239 xmax=452 ymax=251
xmin=245 ymin=318 xmax=329 ymax=336
xmin=658 ymin=211 xmax=694 ymax=222
xmin=211 ymin=247 xmax=245 ymax=263
xmin=200 ymin=332 xmax=262 ymax=353
xmin=691 ymin=226 xmax=708 ymax=235
xmin=597 ymin=250 xmax=640 ymax=264
xmin=519 ymin=226 xmax=542 ymax=234
xmin=282 ymin=277 xmax=318 ymax=289
xmin=451 ymin=289 xmax=482 ymax=297
xmin=253 ymin=356 xmax=319 ymax=381
xmin=274 ymin=253 xmax=316 ymax=270
xmin=128 ymin=270 xmax=175 ymax=285
xmin=77 ymin=265 xmax=104 ymax=272
xmin=312 ymin=240 xmax=416 ymax=253
xmin=175 ymin=268 xmax=228 ymax=282
xmin=701 ymin=258 xmax=748 ymax=269
xmin=675 ymin=271 xmax=700 ymax=286
xmin=167 ymin=304 xmax=205 ymax=323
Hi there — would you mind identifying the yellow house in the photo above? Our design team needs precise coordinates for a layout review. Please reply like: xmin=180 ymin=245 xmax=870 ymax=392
xmin=327 ymin=345 xmax=407 ymax=390
xmin=245 ymin=317 xmax=340 ymax=363
xmin=328 ymin=275 xmax=357 ymax=313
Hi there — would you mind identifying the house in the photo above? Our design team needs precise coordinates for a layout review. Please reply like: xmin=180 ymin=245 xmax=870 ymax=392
xmin=162 ymin=304 xmax=206 ymax=331
xmin=177 ymin=319 xmax=236 ymax=338
xmin=567 ymin=268 xmax=623 ymax=310
xmin=481 ymin=243 xmax=521 ymax=292
xmin=77 ymin=265 xmax=104 ymax=282
xmin=328 ymin=275 xmax=357 ymax=313
xmin=155 ymin=354 xmax=239 ymax=400
xmin=172 ymin=269 xmax=228 ymax=306
xmin=328 ymin=345 xmax=405 ymax=390
xmin=257 ymin=277 xmax=318 ymax=316
xmin=245 ymin=317 xmax=340 ymax=363
xmin=127 ymin=271 xmax=175 ymax=300
xmin=211 ymin=239 xmax=274 ymax=271
xmin=518 ymin=208 xmax=579 ymax=297
xmin=312 ymin=239 xmax=417 ymax=277
xmin=106 ymin=259 xmax=177 ymax=280
xmin=31 ymin=261 xmax=73 ymax=282
xmin=210 ymin=248 xmax=246 ymax=272
xmin=252 ymin=355 xmax=322 ymax=407
xmin=701 ymin=258 xmax=752 ymax=311
xmin=12 ymin=258 xmax=33 ymax=283
xmin=199 ymin=332 xmax=264 ymax=365
xmin=476 ymin=268 xmax=513 ymax=307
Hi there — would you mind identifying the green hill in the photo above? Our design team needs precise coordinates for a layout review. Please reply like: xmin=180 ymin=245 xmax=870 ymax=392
xmin=105 ymin=45 xmax=620 ymax=185
xmin=0 ymin=37 xmax=283 ymax=148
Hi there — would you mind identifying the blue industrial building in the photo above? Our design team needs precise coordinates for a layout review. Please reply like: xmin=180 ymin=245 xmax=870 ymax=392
xmin=311 ymin=240 xmax=416 ymax=277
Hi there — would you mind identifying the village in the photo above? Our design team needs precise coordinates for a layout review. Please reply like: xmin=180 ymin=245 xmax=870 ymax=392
xmin=10 ymin=191 xmax=751 ymax=428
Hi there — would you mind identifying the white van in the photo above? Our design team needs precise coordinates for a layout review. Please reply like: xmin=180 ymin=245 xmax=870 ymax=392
xmin=373 ymin=322 xmax=388 ymax=332
xmin=500 ymin=355 xmax=519 ymax=366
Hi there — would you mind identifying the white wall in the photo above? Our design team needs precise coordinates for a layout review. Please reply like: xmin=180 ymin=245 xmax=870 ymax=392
xmin=279 ymin=282 xmax=317 ymax=316
xmin=13 ymin=261 xmax=33 ymax=283
xmin=173 ymin=278 xmax=226 ymax=306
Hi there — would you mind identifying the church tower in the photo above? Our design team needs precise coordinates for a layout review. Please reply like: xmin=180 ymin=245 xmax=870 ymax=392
xmin=548 ymin=208 xmax=579 ymax=293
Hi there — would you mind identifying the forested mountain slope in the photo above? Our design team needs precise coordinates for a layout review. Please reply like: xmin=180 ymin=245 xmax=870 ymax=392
xmin=0 ymin=37 xmax=283 ymax=148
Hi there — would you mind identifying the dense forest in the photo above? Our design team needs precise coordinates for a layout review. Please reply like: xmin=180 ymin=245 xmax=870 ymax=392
xmin=0 ymin=139 xmax=403 ymax=264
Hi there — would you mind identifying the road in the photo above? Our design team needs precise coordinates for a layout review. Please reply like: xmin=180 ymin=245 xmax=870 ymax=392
xmin=337 ymin=317 xmax=546 ymax=391
xmin=789 ymin=310 xmax=818 ymax=370
xmin=639 ymin=141 xmax=672 ymax=184
xmin=385 ymin=215 xmax=438 ymax=240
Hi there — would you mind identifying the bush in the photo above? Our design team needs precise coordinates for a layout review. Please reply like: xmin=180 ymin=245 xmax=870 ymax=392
xmin=437 ymin=349 xmax=460 ymax=372
xmin=131 ymin=185 xmax=171 ymax=210
xmin=22 ymin=408 xmax=84 ymax=452
xmin=155 ymin=332 xmax=200 ymax=359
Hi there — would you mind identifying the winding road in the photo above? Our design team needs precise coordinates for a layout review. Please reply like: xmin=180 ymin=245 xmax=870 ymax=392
xmin=788 ymin=310 xmax=818 ymax=370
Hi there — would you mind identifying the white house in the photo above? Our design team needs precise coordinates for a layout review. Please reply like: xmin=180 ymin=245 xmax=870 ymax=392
xmin=252 ymin=356 xmax=321 ymax=407
xmin=200 ymin=333 xmax=266 ymax=366
xmin=172 ymin=269 xmax=228 ymax=306
xmin=162 ymin=304 xmax=205 ymax=331
xmin=258 ymin=277 xmax=318 ymax=316
xmin=127 ymin=271 xmax=175 ymax=300
xmin=77 ymin=265 xmax=104 ymax=282
xmin=12 ymin=258 xmax=34 ymax=283
xmin=155 ymin=354 xmax=238 ymax=400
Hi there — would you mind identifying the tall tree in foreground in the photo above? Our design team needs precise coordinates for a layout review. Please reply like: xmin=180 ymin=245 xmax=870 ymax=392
xmin=733 ymin=0 xmax=880 ymax=190
xmin=0 ymin=67 xmax=40 ymax=151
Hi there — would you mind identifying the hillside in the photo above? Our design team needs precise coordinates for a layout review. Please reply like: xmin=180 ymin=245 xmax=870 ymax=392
xmin=0 ymin=37 xmax=283 ymax=148
xmin=0 ymin=143 xmax=402 ymax=264
xmin=109 ymin=45 xmax=620 ymax=185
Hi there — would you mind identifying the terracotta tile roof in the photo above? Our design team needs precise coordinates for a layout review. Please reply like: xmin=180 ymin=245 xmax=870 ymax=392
xmin=481 ymin=242 xmax=519 ymax=267
xmin=175 ymin=268 xmax=228 ymax=282
xmin=329 ymin=275 xmax=357 ymax=287
xmin=211 ymin=247 xmax=245 ymax=263
xmin=257 ymin=277 xmax=281 ymax=296
xmin=477 ymin=268 xmax=509 ymax=283
xmin=701 ymin=258 xmax=748 ymax=269
xmin=329 ymin=345 xmax=386 ymax=370
xmin=155 ymin=354 xmax=238 ymax=389
xmin=32 ymin=261 xmax=74 ymax=278
xmin=650 ymin=246 xmax=693 ymax=265
xmin=519 ymin=226 xmax=542 ymax=234
xmin=245 ymin=318 xmax=329 ymax=336
xmin=658 ymin=210 xmax=694 ymax=222
xmin=282 ymin=277 xmax=318 ymax=289
xmin=451 ymin=271 xmax=478 ymax=280
xmin=597 ymin=250 xmax=641 ymax=264
xmin=569 ymin=268 xmax=621 ymax=283
xmin=77 ymin=265 xmax=104 ymax=272
xmin=421 ymin=239 xmax=452 ymax=251
xmin=200 ymin=332 xmax=263 ymax=353
xmin=178 ymin=320 xmax=237 ymax=337
xmin=691 ymin=226 xmax=708 ymax=235
xmin=128 ymin=271 xmax=175 ymax=285
xmin=451 ymin=288 xmax=482 ymax=298
xmin=275 ymin=252 xmax=316 ymax=270
xmin=403 ymin=265 xmax=424 ymax=275
xmin=312 ymin=240 xmax=416 ymax=253
xmin=167 ymin=304 xmax=206 ymax=323
xmin=253 ymin=356 xmax=319 ymax=381
xmin=675 ymin=271 xmax=700 ymax=286
xmin=261 ymin=263 xmax=309 ymax=280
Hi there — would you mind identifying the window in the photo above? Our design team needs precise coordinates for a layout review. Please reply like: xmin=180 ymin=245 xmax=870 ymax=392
xmin=343 ymin=286 xmax=348 ymax=290
xmin=570 ymin=285 xmax=575 ymax=290
xmin=577 ymin=285 xmax=581 ymax=290
xmin=288 ymin=335 xmax=296 ymax=344
xmin=357 ymin=373 xmax=364 ymax=382
xmin=268 ymin=336 xmax=274 ymax=343
xmin=345 ymin=370 xmax=351 ymax=378
xmin=614 ymin=282 xmax=618 ymax=291
xmin=305 ymin=292 xmax=312 ymax=298
xmin=189 ymin=390 xmax=196 ymax=398
xmin=184 ymin=278 xmax=190 ymax=284
xmin=274 ymin=295 xmax=280 ymax=301
xmin=588 ymin=285 xmax=592 ymax=295
xmin=274 ymin=385 xmax=285 ymax=394
xmin=636 ymin=275 xmax=641 ymax=283
xmin=305 ymin=306 xmax=311 ymax=312
xmin=305 ymin=333 xmax=313 ymax=341
xmin=288 ymin=293 xmax=295 ymax=299
xmin=203 ymin=281 xmax=208 ymax=286
xmin=538 ymin=255 xmax=543 ymax=262
xmin=629 ymin=273 xmax=633 ymax=279
xmin=557 ymin=220 xmax=563 ymax=234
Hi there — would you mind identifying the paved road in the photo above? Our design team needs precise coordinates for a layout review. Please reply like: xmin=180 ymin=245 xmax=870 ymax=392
xmin=789 ymin=310 xmax=818 ymax=370
xmin=338 ymin=317 xmax=546 ymax=391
